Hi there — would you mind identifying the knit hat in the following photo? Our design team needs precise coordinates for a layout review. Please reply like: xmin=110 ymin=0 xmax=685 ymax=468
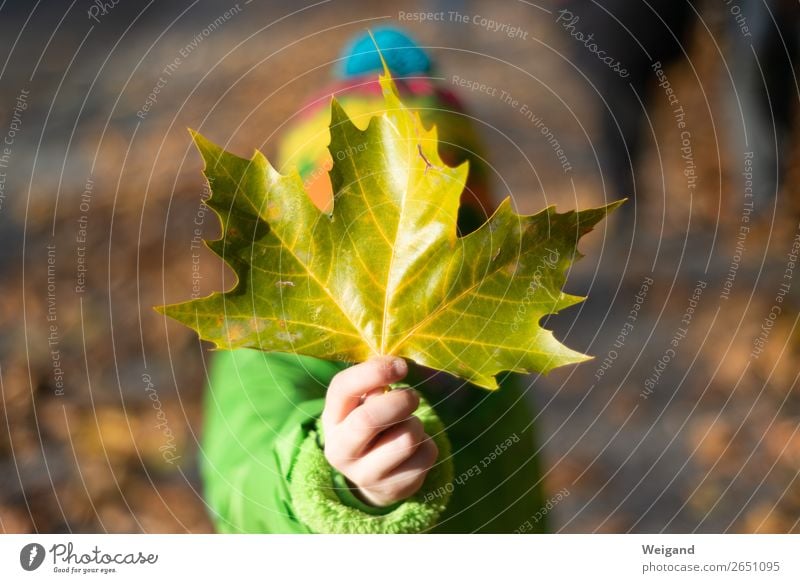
xmin=277 ymin=28 xmax=492 ymax=231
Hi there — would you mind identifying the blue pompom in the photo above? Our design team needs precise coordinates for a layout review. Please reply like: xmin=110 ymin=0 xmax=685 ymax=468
xmin=339 ymin=27 xmax=431 ymax=78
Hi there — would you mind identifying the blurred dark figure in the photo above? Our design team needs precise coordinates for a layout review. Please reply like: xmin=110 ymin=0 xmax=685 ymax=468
xmin=725 ymin=0 xmax=799 ymax=209
xmin=559 ymin=0 xmax=798 ymax=219
xmin=559 ymin=0 xmax=694 ymax=217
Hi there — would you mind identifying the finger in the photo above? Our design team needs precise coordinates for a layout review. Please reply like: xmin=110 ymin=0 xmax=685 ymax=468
xmin=359 ymin=416 xmax=427 ymax=477
xmin=323 ymin=357 xmax=408 ymax=426
xmin=333 ymin=388 xmax=420 ymax=460
xmin=357 ymin=439 xmax=439 ymax=504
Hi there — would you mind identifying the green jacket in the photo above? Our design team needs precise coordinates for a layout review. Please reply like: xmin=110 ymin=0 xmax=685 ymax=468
xmin=201 ymin=349 xmax=547 ymax=533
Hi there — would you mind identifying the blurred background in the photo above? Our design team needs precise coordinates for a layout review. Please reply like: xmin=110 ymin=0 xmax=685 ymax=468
xmin=1 ymin=0 xmax=799 ymax=533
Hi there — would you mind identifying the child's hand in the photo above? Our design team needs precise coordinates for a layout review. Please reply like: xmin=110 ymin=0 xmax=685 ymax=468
xmin=321 ymin=356 xmax=439 ymax=507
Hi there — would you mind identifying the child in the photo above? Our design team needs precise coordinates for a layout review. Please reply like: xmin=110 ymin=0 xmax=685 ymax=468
xmin=201 ymin=28 xmax=548 ymax=534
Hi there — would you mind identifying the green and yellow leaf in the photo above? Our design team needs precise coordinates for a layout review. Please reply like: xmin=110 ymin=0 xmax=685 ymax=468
xmin=156 ymin=66 xmax=621 ymax=390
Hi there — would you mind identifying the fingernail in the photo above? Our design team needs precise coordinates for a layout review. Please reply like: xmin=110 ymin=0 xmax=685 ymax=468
xmin=390 ymin=357 xmax=407 ymax=377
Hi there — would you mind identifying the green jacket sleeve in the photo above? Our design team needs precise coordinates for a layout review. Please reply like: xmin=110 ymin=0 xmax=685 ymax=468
xmin=201 ymin=349 xmax=453 ymax=533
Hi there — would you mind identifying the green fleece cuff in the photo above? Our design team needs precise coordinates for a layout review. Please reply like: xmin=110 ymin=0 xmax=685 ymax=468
xmin=288 ymin=394 xmax=453 ymax=533
xmin=329 ymin=470 xmax=403 ymax=516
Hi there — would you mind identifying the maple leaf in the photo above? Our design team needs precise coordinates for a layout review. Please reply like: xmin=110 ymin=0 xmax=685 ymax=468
xmin=156 ymin=66 xmax=622 ymax=390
